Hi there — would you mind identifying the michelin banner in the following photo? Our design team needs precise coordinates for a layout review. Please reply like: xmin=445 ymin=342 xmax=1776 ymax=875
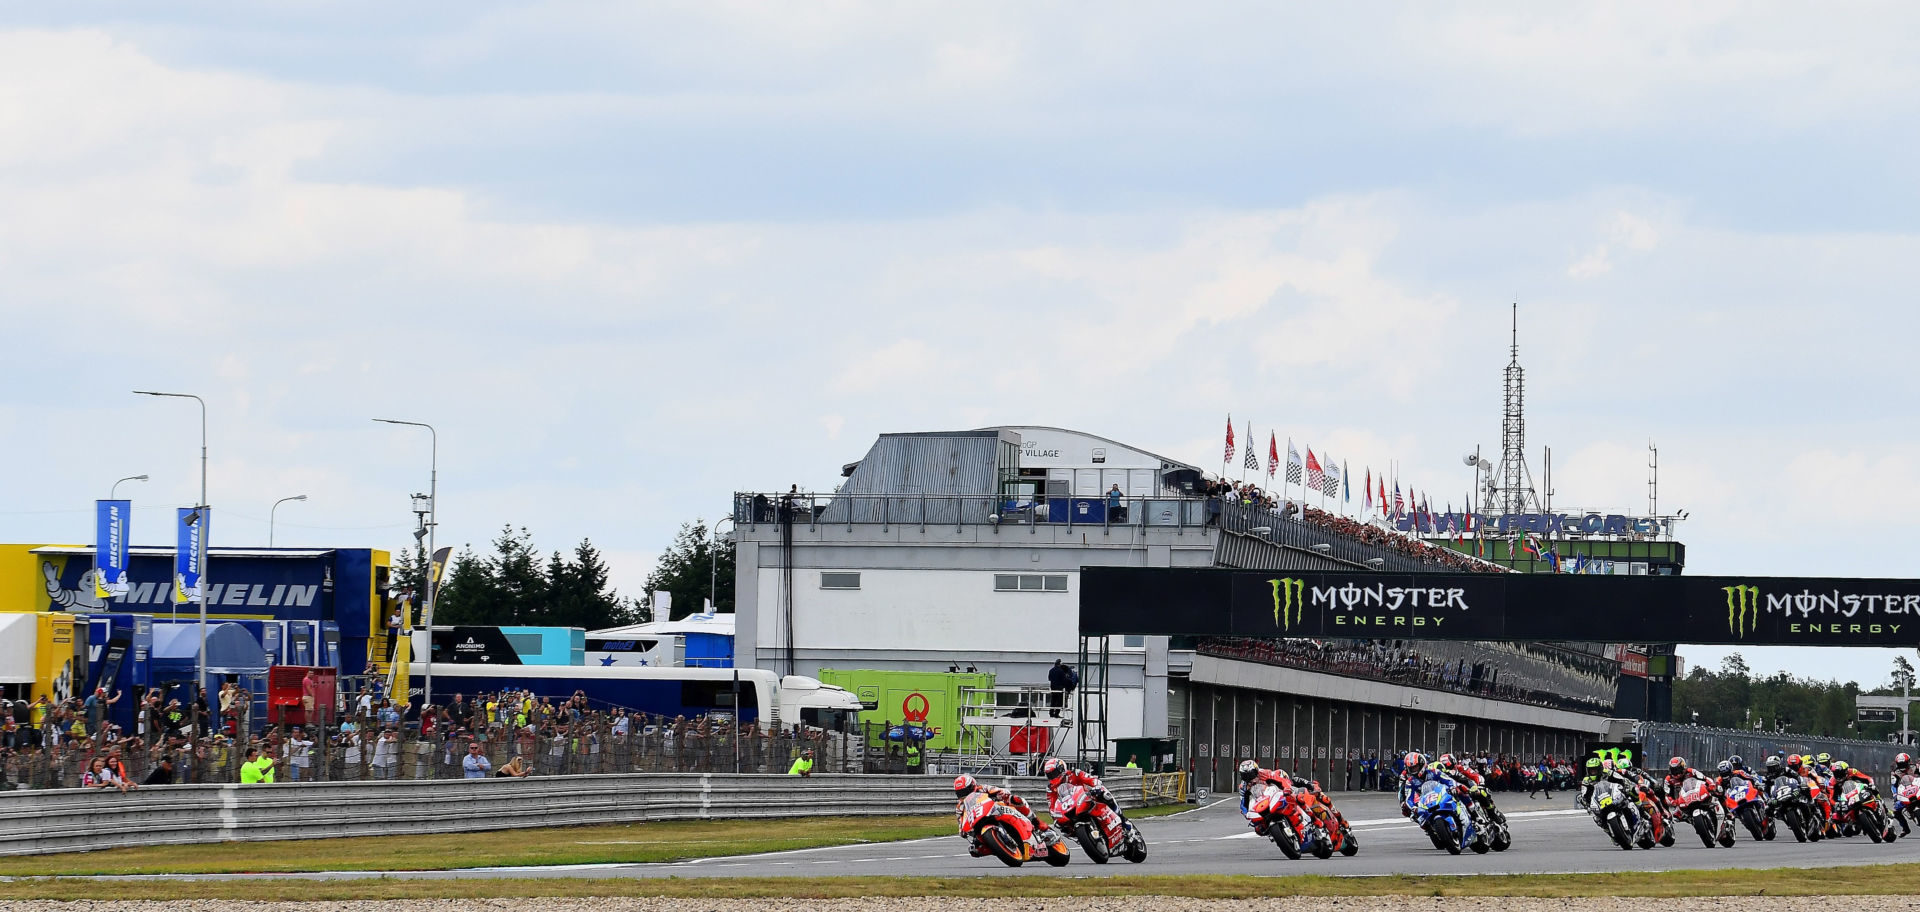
xmin=94 ymin=500 xmax=132 ymax=600
xmin=174 ymin=507 xmax=208 ymax=604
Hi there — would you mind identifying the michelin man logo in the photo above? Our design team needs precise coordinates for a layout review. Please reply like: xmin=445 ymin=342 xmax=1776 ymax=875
xmin=44 ymin=562 xmax=108 ymax=611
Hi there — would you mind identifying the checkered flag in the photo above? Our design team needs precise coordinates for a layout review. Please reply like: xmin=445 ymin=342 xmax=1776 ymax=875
xmin=1285 ymin=440 xmax=1303 ymax=485
xmin=1244 ymin=424 xmax=1259 ymax=473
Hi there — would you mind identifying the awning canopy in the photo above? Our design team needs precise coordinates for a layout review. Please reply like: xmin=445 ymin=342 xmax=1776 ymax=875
xmin=0 ymin=614 xmax=35 ymax=684
xmin=151 ymin=622 xmax=269 ymax=676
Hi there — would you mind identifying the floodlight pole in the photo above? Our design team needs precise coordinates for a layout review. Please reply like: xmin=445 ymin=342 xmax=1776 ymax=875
xmin=133 ymin=391 xmax=208 ymax=699
xmin=374 ymin=419 xmax=436 ymax=708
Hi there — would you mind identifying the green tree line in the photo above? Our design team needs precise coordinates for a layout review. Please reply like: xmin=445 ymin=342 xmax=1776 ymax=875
xmin=393 ymin=518 xmax=734 ymax=629
xmin=1674 ymin=653 xmax=1917 ymax=739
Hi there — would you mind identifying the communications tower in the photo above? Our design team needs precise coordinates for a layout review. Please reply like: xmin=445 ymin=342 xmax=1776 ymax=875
xmin=1488 ymin=304 xmax=1540 ymax=516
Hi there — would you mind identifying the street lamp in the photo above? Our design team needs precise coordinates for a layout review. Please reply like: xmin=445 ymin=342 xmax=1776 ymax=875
xmin=111 ymin=474 xmax=149 ymax=499
xmin=133 ymin=390 xmax=208 ymax=699
xmin=270 ymin=495 xmax=308 ymax=547
xmin=373 ymin=418 xmax=435 ymax=707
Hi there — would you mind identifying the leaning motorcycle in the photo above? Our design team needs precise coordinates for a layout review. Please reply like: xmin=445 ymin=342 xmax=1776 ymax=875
xmin=1589 ymin=780 xmax=1641 ymax=850
xmin=1677 ymin=775 xmax=1735 ymax=848
xmin=1049 ymin=783 xmax=1146 ymax=864
xmin=1247 ymin=782 xmax=1312 ymax=860
xmin=1894 ymin=775 xmax=1920 ymax=836
xmin=958 ymin=791 xmax=1070 ymax=867
xmin=1293 ymin=787 xmax=1360 ymax=858
xmin=1766 ymin=777 xmax=1819 ymax=843
xmin=1411 ymin=779 xmax=1487 ymax=855
xmin=1834 ymin=779 xmax=1894 ymax=844
xmin=1722 ymin=778 xmax=1772 ymax=841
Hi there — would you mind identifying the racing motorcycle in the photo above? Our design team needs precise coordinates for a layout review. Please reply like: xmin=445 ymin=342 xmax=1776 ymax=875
xmin=957 ymin=790 xmax=1070 ymax=867
xmin=1628 ymin=780 xmax=1676 ymax=849
xmin=1834 ymin=779 xmax=1895 ymax=844
xmin=1676 ymin=775 xmax=1735 ymax=848
xmin=1410 ymin=778 xmax=1488 ymax=855
xmin=1246 ymin=781 xmax=1313 ymax=860
xmin=1766 ymin=776 xmax=1820 ymax=843
xmin=1292 ymin=786 xmax=1360 ymax=858
xmin=1589 ymin=779 xmax=1643 ymax=850
xmin=1722 ymin=777 xmax=1772 ymax=841
xmin=1892 ymin=774 xmax=1920 ymax=836
xmin=1049 ymin=782 xmax=1146 ymax=864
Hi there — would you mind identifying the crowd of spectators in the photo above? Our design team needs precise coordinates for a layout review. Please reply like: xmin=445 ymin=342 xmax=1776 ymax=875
xmin=1198 ymin=636 xmax=1618 ymax=715
xmin=0 ymin=684 xmax=857 ymax=791
xmin=1351 ymin=751 xmax=1578 ymax=795
xmin=1200 ymin=480 xmax=1507 ymax=573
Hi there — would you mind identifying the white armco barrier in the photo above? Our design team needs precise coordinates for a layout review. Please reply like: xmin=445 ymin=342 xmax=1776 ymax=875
xmin=0 ymin=770 xmax=1144 ymax=858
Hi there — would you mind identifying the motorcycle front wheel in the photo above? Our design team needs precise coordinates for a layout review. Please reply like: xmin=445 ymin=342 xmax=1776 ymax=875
xmin=1608 ymin=814 xmax=1634 ymax=850
xmin=1076 ymin=822 xmax=1111 ymax=864
xmin=980 ymin=824 xmax=1024 ymax=867
xmin=1693 ymin=814 xmax=1717 ymax=848
xmin=1272 ymin=819 xmax=1302 ymax=861
xmin=1340 ymin=824 xmax=1360 ymax=857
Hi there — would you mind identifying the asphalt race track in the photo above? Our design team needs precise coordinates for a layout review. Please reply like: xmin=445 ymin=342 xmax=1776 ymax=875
xmin=100 ymin=791 xmax=1920 ymax=883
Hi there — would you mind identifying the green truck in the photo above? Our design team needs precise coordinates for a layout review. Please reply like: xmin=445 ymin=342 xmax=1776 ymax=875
xmin=816 ymin=668 xmax=994 ymax=753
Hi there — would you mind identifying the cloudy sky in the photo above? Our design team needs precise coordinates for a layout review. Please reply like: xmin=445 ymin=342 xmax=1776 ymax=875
xmin=3 ymin=4 xmax=1915 ymax=685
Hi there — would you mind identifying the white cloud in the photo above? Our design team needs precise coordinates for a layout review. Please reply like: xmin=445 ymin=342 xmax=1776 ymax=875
xmin=1568 ymin=245 xmax=1612 ymax=279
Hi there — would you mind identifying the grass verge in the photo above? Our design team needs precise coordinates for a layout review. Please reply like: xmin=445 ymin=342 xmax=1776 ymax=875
xmin=1 ymin=802 xmax=1196 ymax=877
xmin=6 ymin=865 xmax=1920 ymax=901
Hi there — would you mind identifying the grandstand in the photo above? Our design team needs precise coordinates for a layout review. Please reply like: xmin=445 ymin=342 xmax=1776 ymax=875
xmin=731 ymin=425 xmax=1628 ymax=789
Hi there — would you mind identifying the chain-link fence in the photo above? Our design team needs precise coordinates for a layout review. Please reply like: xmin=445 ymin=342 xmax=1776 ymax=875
xmin=0 ymin=713 xmax=951 ymax=790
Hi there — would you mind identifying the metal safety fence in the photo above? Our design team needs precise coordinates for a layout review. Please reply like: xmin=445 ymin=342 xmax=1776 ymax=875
xmin=1634 ymin=722 xmax=1905 ymax=772
xmin=0 ymin=717 xmax=960 ymax=791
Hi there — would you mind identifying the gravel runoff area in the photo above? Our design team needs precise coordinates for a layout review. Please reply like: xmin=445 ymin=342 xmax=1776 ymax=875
xmin=5 ymin=900 xmax=1920 ymax=912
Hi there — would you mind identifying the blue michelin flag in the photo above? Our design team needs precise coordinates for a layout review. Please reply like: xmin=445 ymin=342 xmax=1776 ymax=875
xmin=174 ymin=506 xmax=209 ymax=604
xmin=95 ymin=500 xmax=132 ymax=600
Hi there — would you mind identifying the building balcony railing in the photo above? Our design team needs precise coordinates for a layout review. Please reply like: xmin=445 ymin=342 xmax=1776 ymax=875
xmin=731 ymin=492 xmax=1210 ymax=532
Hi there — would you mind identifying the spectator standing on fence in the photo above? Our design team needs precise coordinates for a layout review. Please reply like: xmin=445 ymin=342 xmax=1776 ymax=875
xmin=1047 ymin=659 xmax=1078 ymax=718
xmin=463 ymin=740 xmax=492 ymax=778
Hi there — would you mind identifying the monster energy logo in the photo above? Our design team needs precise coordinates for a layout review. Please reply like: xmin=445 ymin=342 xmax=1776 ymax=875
xmin=1271 ymin=578 xmax=1305 ymax=631
xmin=1724 ymin=584 xmax=1760 ymax=637
xmin=1591 ymin=747 xmax=1636 ymax=767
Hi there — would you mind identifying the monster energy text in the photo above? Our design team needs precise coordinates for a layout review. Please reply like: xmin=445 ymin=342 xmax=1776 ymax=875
xmin=1270 ymin=578 xmax=1468 ymax=631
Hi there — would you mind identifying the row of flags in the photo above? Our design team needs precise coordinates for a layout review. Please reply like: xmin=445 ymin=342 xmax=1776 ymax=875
xmin=1222 ymin=416 xmax=1611 ymax=573
xmin=1222 ymin=416 xmax=1448 ymax=523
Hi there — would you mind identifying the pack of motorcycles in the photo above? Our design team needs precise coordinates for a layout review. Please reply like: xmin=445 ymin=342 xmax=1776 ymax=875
xmin=1586 ymin=763 xmax=1920 ymax=851
xmin=957 ymin=762 xmax=1920 ymax=866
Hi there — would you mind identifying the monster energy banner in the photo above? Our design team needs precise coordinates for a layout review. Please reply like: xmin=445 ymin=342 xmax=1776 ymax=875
xmin=1078 ymin=568 xmax=1920 ymax=646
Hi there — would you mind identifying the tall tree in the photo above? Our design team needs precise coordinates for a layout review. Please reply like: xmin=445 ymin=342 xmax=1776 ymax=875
xmin=418 ymin=530 xmax=634 ymax=629
xmin=640 ymin=520 xmax=735 ymax=621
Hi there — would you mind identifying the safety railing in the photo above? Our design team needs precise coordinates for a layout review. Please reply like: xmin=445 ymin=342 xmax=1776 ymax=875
xmin=1634 ymin=722 xmax=1907 ymax=773
xmin=732 ymin=492 xmax=1210 ymax=532
xmin=0 ymin=769 xmax=1146 ymax=857
xmin=1140 ymin=771 xmax=1187 ymax=805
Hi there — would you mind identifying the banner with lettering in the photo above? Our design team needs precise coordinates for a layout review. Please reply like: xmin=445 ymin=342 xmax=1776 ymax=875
xmin=94 ymin=500 xmax=131 ymax=599
xmin=174 ymin=507 xmax=208 ymax=604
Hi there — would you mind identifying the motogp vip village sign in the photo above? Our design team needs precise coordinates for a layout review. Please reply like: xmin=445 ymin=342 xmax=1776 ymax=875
xmin=1078 ymin=568 xmax=1920 ymax=647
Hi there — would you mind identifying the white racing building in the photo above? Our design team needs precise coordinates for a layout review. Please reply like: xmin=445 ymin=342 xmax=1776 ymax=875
xmin=731 ymin=426 xmax=1622 ymax=789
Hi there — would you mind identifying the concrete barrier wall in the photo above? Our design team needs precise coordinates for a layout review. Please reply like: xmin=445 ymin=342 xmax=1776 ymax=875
xmin=0 ymin=771 xmax=1144 ymax=858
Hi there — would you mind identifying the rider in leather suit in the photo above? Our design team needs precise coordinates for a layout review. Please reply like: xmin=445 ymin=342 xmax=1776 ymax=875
xmin=953 ymin=773 xmax=1045 ymax=854
xmin=1042 ymin=757 xmax=1135 ymax=835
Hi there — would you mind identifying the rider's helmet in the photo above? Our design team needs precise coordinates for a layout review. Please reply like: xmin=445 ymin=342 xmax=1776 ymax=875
xmin=1600 ymin=759 xmax=1615 ymax=772
xmin=1585 ymin=757 xmax=1602 ymax=773
xmin=1832 ymin=760 xmax=1851 ymax=774
xmin=1668 ymin=756 xmax=1687 ymax=776
xmin=953 ymin=773 xmax=979 ymax=799
xmin=1764 ymin=755 xmax=1784 ymax=775
xmin=1435 ymin=753 xmax=1456 ymax=770
xmin=1271 ymin=768 xmax=1290 ymax=783
xmin=1816 ymin=752 xmax=1833 ymax=766
xmin=1403 ymin=752 xmax=1426 ymax=777
xmin=1716 ymin=760 xmax=1734 ymax=775
xmin=1895 ymin=753 xmax=1912 ymax=772
xmin=1786 ymin=754 xmax=1803 ymax=769
xmin=1239 ymin=759 xmax=1261 ymax=783
xmin=1041 ymin=757 xmax=1068 ymax=784
xmin=1729 ymin=754 xmax=1745 ymax=770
